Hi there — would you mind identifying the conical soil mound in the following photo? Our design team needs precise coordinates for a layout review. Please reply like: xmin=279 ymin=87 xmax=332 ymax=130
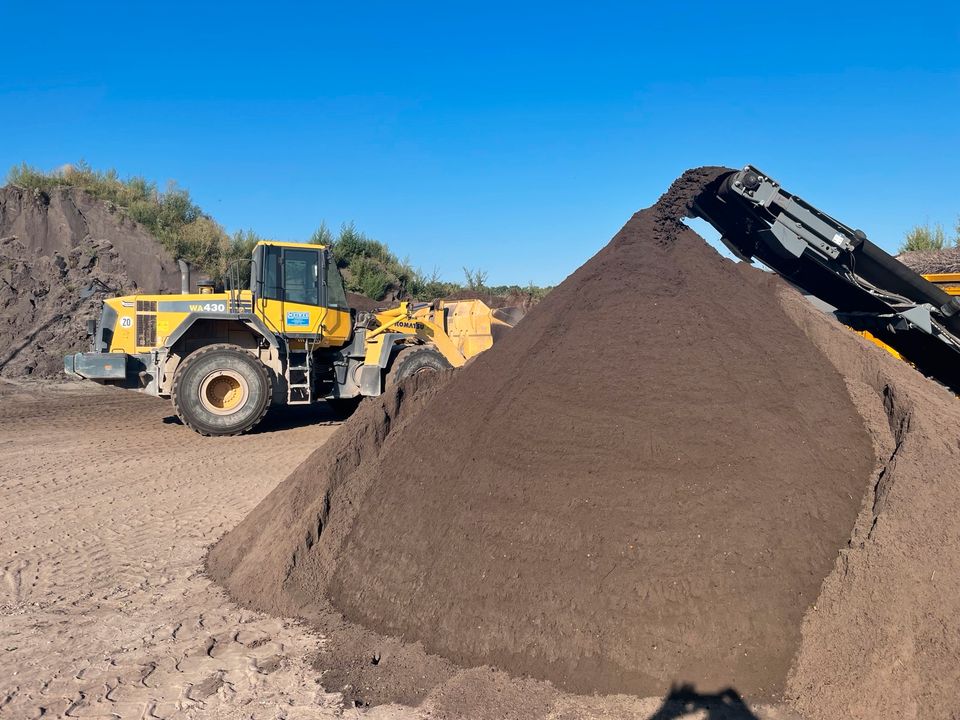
xmin=208 ymin=167 xmax=874 ymax=700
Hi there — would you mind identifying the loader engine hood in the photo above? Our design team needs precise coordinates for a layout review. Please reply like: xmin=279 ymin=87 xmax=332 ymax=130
xmin=65 ymin=295 xmax=157 ymax=389
xmin=88 ymin=295 xmax=150 ymax=354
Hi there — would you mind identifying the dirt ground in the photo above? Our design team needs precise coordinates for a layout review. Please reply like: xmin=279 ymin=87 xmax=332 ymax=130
xmin=0 ymin=380 xmax=346 ymax=719
xmin=0 ymin=380 xmax=805 ymax=720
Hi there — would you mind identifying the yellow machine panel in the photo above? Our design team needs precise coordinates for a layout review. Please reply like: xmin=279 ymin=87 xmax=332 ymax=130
xmin=100 ymin=289 xmax=353 ymax=355
xmin=924 ymin=273 xmax=960 ymax=297
xmin=255 ymin=296 xmax=351 ymax=344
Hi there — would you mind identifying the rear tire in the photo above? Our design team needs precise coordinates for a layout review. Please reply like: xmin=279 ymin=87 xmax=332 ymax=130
xmin=384 ymin=345 xmax=451 ymax=389
xmin=171 ymin=344 xmax=272 ymax=436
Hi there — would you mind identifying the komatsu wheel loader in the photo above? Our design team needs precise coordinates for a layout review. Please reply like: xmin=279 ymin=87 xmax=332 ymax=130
xmin=64 ymin=240 xmax=518 ymax=436
xmin=692 ymin=165 xmax=960 ymax=393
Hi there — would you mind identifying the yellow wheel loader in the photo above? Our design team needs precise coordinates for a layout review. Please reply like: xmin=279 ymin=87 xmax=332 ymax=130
xmin=64 ymin=240 xmax=519 ymax=436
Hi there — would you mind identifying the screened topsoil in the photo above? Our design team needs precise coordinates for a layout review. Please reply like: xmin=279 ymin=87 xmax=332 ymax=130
xmin=207 ymin=167 xmax=880 ymax=709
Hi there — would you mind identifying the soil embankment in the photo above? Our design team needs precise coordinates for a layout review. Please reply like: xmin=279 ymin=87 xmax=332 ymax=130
xmin=0 ymin=185 xmax=181 ymax=377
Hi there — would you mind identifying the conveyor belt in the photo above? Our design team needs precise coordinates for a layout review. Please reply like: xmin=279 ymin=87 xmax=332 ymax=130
xmin=692 ymin=165 xmax=960 ymax=392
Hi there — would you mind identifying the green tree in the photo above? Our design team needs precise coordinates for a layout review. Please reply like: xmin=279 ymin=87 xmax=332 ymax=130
xmin=462 ymin=267 xmax=489 ymax=291
xmin=308 ymin=221 xmax=334 ymax=246
xmin=901 ymin=223 xmax=947 ymax=252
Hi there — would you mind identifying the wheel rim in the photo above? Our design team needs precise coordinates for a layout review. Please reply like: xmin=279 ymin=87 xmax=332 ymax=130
xmin=198 ymin=370 xmax=249 ymax=416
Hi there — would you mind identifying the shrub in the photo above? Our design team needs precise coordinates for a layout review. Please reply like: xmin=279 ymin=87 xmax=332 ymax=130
xmin=902 ymin=223 xmax=948 ymax=252
xmin=350 ymin=257 xmax=394 ymax=300
xmin=311 ymin=222 xmax=414 ymax=299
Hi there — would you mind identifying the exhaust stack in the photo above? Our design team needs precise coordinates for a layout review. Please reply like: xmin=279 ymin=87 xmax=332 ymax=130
xmin=177 ymin=259 xmax=191 ymax=295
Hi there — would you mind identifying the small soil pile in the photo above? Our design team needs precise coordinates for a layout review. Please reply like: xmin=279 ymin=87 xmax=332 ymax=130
xmin=443 ymin=288 xmax=541 ymax=312
xmin=344 ymin=291 xmax=385 ymax=313
xmin=208 ymin=167 xmax=875 ymax=702
xmin=0 ymin=186 xmax=181 ymax=377
xmin=897 ymin=246 xmax=960 ymax=274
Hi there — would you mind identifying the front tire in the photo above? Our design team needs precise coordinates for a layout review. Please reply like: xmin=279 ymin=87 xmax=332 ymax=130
xmin=384 ymin=345 xmax=451 ymax=389
xmin=171 ymin=344 xmax=272 ymax=436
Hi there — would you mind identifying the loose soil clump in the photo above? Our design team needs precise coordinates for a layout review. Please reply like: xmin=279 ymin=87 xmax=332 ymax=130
xmin=208 ymin=167 xmax=876 ymax=706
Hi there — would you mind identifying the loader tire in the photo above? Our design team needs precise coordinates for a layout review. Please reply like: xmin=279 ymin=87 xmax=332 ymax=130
xmin=384 ymin=345 xmax=451 ymax=389
xmin=171 ymin=344 xmax=272 ymax=437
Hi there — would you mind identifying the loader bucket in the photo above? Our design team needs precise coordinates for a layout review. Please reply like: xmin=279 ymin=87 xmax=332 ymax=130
xmin=491 ymin=306 xmax=525 ymax=327
xmin=435 ymin=299 xmax=524 ymax=360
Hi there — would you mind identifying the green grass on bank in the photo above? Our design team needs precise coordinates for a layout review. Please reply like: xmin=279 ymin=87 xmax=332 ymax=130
xmin=7 ymin=162 xmax=550 ymax=302
xmin=900 ymin=221 xmax=960 ymax=253
xmin=8 ymin=162 xmax=261 ymax=282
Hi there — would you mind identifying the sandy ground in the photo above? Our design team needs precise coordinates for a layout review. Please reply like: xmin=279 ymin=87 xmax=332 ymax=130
xmin=0 ymin=380 xmax=346 ymax=719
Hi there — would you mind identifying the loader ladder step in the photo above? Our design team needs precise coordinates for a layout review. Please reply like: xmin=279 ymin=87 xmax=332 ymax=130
xmin=284 ymin=342 xmax=313 ymax=405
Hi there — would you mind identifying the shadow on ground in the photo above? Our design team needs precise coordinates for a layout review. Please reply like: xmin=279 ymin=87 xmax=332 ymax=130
xmin=647 ymin=684 xmax=760 ymax=720
xmin=162 ymin=402 xmax=345 ymax=434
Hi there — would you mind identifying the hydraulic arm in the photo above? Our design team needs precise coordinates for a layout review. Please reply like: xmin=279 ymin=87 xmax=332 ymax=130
xmin=692 ymin=165 xmax=960 ymax=392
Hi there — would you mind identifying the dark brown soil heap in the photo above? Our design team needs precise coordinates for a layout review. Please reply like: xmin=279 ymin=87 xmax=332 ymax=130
xmin=0 ymin=186 xmax=182 ymax=377
xmin=897 ymin=246 xmax=960 ymax=274
xmin=345 ymin=291 xmax=386 ymax=313
xmin=771 ymin=283 xmax=960 ymax=720
xmin=208 ymin=167 xmax=874 ymax=703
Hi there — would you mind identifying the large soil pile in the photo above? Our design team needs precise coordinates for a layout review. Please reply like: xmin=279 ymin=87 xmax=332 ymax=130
xmin=771 ymin=282 xmax=960 ymax=720
xmin=208 ymin=168 xmax=877 ymax=703
xmin=0 ymin=185 xmax=182 ymax=377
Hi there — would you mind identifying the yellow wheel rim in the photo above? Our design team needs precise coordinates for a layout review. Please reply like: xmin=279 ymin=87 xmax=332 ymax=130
xmin=199 ymin=370 xmax=249 ymax=416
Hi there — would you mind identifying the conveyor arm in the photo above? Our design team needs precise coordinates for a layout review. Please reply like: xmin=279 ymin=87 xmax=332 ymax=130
xmin=692 ymin=165 xmax=960 ymax=392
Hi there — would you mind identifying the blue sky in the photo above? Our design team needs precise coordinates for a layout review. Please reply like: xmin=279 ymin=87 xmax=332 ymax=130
xmin=2 ymin=2 xmax=959 ymax=285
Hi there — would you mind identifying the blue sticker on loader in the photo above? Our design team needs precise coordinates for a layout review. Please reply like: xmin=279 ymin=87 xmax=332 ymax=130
xmin=286 ymin=311 xmax=310 ymax=326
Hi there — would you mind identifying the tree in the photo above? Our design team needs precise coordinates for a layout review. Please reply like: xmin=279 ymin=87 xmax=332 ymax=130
xmin=901 ymin=223 xmax=947 ymax=252
xmin=308 ymin=221 xmax=333 ymax=246
xmin=463 ymin=266 xmax=489 ymax=291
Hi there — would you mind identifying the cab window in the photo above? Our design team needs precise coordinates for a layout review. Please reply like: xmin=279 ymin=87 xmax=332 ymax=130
xmin=260 ymin=245 xmax=323 ymax=306
xmin=263 ymin=245 xmax=282 ymax=300
xmin=325 ymin=253 xmax=348 ymax=310
xmin=283 ymin=249 xmax=320 ymax=305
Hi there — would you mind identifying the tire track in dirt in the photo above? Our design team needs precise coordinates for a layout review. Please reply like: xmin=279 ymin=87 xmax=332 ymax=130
xmin=0 ymin=380 xmax=347 ymax=719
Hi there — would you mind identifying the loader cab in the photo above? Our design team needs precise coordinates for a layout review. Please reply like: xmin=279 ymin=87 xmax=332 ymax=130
xmin=250 ymin=241 xmax=352 ymax=346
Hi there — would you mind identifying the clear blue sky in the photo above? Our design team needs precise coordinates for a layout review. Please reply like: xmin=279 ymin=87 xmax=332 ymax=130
xmin=2 ymin=2 xmax=959 ymax=285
